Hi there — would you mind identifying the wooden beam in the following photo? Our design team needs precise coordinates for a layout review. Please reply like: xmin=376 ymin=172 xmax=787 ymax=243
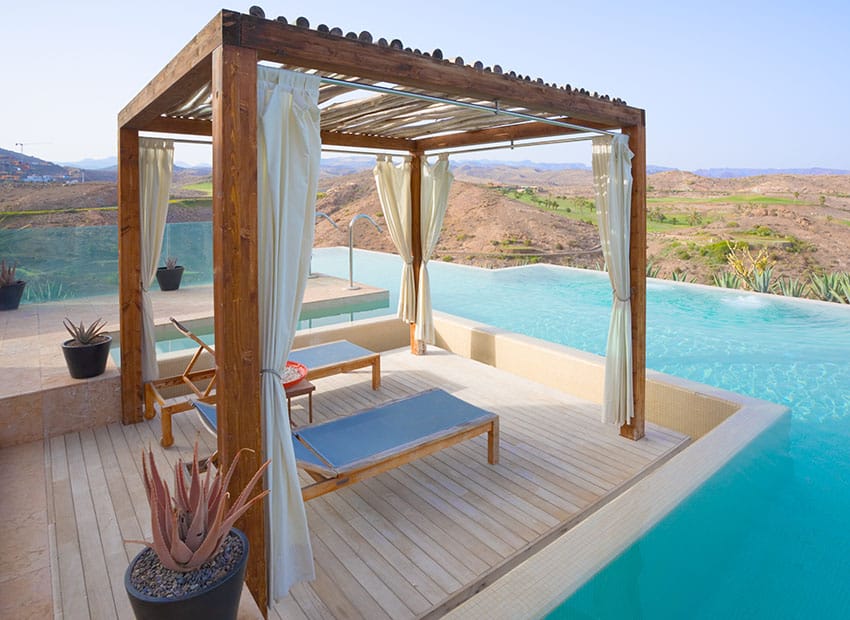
xmin=118 ymin=11 xmax=235 ymax=129
xmin=621 ymin=119 xmax=646 ymax=441
xmin=117 ymin=128 xmax=143 ymax=425
xmin=320 ymin=130 xmax=412 ymax=152
xmin=211 ymin=44 xmax=267 ymax=614
xmin=415 ymin=119 xmax=618 ymax=152
xmin=410 ymin=153 xmax=424 ymax=354
xmin=239 ymin=15 xmax=643 ymax=127
xmin=143 ymin=116 xmax=213 ymax=136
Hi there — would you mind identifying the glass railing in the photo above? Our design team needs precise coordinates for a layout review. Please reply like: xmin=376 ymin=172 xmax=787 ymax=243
xmin=2 ymin=222 xmax=214 ymax=302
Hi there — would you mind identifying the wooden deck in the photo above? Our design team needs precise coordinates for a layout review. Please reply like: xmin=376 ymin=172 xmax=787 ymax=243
xmin=0 ymin=347 xmax=688 ymax=619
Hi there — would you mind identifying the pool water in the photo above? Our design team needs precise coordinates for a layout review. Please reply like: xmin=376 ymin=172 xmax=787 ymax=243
xmin=311 ymin=247 xmax=850 ymax=619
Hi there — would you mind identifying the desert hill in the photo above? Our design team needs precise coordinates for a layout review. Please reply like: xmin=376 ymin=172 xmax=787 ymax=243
xmin=313 ymin=171 xmax=601 ymax=268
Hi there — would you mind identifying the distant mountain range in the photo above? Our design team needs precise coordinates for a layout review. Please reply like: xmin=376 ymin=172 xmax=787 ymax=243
xmin=2 ymin=146 xmax=848 ymax=183
xmin=693 ymin=167 xmax=850 ymax=178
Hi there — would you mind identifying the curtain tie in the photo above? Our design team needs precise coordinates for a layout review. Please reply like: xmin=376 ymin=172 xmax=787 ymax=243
xmin=260 ymin=368 xmax=284 ymax=381
xmin=614 ymin=292 xmax=631 ymax=303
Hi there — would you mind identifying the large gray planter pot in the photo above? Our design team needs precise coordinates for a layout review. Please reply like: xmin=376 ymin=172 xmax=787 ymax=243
xmin=0 ymin=280 xmax=25 ymax=310
xmin=156 ymin=266 xmax=184 ymax=291
xmin=124 ymin=528 xmax=248 ymax=620
xmin=61 ymin=335 xmax=112 ymax=379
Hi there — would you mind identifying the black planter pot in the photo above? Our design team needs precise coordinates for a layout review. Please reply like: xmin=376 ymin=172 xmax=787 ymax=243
xmin=61 ymin=335 xmax=112 ymax=379
xmin=0 ymin=280 xmax=26 ymax=310
xmin=125 ymin=528 xmax=248 ymax=620
xmin=156 ymin=266 xmax=184 ymax=291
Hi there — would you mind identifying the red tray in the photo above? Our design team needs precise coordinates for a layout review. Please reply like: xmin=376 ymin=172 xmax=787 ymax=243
xmin=282 ymin=361 xmax=308 ymax=388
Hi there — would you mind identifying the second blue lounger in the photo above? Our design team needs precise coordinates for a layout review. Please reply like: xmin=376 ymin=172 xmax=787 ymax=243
xmin=194 ymin=388 xmax=499 ymax=501
xmin=288 ymin=340 xmax=381 ymax=390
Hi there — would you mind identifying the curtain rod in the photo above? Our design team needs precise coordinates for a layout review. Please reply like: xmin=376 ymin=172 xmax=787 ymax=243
xmin=139 ymin=135 xmax=213 ymax=146
xmin=429 ymin=133 xmax=599 ymax=157
xmin=319 ymin=76 xmax=618 ymax=137
xmin=140 ymin=137 xmax=397 ymax=158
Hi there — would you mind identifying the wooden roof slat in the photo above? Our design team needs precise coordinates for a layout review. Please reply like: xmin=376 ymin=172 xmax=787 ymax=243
xmin=320 ymin=94 xmax=421 ymax=125
xmin=146 ymin=116 xmax=213 ymax=136
xmin=319 ymin=130 xmax=414 ymax=151
xmin=414 ymin=119 xmax=619 ymax=152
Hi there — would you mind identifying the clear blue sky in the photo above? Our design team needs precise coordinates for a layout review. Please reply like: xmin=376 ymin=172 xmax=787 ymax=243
xmin=2 ymin=0 xmax=848 ymax=170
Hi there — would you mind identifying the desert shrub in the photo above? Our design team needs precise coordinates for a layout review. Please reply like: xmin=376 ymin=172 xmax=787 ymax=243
xmin=687 ymin=210 xmax=704 ymax=226
xmin=699 ymin=240 xmax=734 ymax=266
xmin=745 ymin=225 xmax=776 ymax=237
xmin=648 ymin=207 xmax=667 ymax=223
xmin=727 ymin=241 xmax=775 ymax=292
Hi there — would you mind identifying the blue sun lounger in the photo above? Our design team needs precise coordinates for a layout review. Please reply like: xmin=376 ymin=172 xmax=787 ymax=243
xmin=193 ymin=388 xmax=499 ymax=501
xmin=288 ymin=340 xmax=381 ymax=390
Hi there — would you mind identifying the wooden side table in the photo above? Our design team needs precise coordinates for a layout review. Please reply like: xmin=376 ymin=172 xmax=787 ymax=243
xmin=285 ymin=379 xmax=315 ymax=425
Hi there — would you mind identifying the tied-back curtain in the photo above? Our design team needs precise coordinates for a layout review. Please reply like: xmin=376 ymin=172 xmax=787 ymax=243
xmin=373 ymin=156 xmax=415 ymax=322
xmin=592 ymin=134 xmax=635 ymax=425
xmin=257 ymin=66 xmax=320 ymax=598
xmin=139 ymin=138 xmax=174 ymax=381
xmin=416 ymin=155 xmax=453 ymax=343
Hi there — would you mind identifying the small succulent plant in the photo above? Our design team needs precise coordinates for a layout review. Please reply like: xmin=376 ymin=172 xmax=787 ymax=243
xmin=164 ymin=256 xmax=179 ymax=270
xmin=63 ymin=317 xmax=109 ymax=345
xmin=0 ymin=259 xmax=18 ymax=287
xmin=136 ymin=442 xmax=270 ymax=572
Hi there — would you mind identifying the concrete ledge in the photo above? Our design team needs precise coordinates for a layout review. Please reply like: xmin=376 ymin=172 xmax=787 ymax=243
xmin=0 ymin=371 xmax=121 ymax=449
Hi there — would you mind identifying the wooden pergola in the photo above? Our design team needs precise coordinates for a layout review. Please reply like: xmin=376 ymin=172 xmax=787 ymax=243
xmin=117 ymin=7 xmax=646 ymax=612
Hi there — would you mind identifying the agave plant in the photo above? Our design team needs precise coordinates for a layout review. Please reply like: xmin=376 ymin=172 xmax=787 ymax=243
xmin=774 ymin=276 xmax=807 ymax=298
xmin=136 ymin=443 xmax=270 ymax=572
xmin=712 ymin=271 xmax=740 ymax=289
xmin=164 ymin=256 xmax=179 ymax=270
xmin=670 ymin=270 xmax=695 ymax=283
xmin=0 ymin=259 xmax=18 ymax=287
xmin=809 ymin=273 xmax=843 ymax=302
xmin=646 ymin=261 xmax=661 ymax=278
xmin=831 ymin=273 xmax=850 ymax=304
xmin=63 ymin=317 xmax=108 ymax=345
xmin=748 ymin=266 xmax=775 ymax=293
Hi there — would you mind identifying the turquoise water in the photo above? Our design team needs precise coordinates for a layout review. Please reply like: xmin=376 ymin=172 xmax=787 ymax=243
xmin=311 ymin=248 xmax=850 ymax=619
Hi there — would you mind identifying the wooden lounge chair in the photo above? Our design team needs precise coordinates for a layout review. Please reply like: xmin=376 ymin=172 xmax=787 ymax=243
xmin=146 ymin=318 xmax=382 ymax=447
xmin=193 ymin=388 xmax=499 ymax=501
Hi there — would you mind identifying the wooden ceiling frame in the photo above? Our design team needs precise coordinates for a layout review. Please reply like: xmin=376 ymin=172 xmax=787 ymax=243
xmin=118 ymin=9 xmax=647 ymax=616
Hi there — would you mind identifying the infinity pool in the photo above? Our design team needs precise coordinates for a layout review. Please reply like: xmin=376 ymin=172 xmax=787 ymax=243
xmin=312 ymin=247 xmax=850 ymax=619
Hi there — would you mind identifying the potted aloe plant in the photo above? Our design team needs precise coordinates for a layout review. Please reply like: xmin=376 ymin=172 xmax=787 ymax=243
xmin=125 ymin=443 xmax=270 ymax=620
xmin=0 ymin=259 xmax=26 ymax=311
xmin=61 ymin=317 xmax=112 ymax=379
xmin=156 ymin=256 xmax=184 ymax=291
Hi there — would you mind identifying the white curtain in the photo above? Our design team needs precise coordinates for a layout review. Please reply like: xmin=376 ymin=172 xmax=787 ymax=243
xmin=374 ymin=155 xmax=415 ymax=323
xmin=139 ymin=138 xmax=174 ymax=381
xmin=257 ymin=66 xmax=320 ymax=597
xmin=415 ymin=155 xmax=453 ymax=343
xmin=592 ymin=134 xmax=635 ymax=425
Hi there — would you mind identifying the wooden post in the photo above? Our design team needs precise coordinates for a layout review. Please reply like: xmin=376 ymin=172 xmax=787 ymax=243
xmin=621 ymin=119 xmax=646 ymax=441
xmin=211 ymin=44 xmax=267 ymax=614
xmin=118 ymin=127 xmax=144 ymax=424
xmin=409 ymin=152 xmax=425 ymax=354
